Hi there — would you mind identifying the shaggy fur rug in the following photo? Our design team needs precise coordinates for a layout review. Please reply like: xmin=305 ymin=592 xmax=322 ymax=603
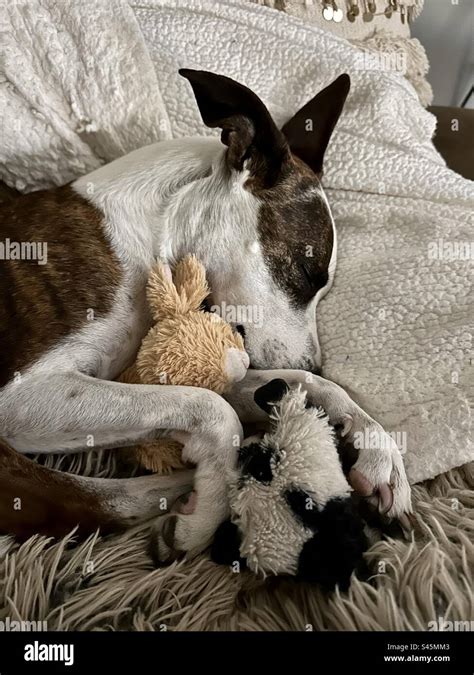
xmin=0 ymin=451 xmax=472 ymax=631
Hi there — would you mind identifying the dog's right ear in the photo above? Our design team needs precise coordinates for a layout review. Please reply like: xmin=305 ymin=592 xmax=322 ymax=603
xmin=180 ymin=69 xmax=289 ymax=186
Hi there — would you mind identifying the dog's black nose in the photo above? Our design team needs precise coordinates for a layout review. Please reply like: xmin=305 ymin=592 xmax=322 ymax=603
xmin=235 ymin=324 xmax=246 ymax=338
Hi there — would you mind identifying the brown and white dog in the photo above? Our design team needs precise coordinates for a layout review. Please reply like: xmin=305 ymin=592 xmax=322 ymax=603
xmin=0 ymin=70 xmax=412 ymax=561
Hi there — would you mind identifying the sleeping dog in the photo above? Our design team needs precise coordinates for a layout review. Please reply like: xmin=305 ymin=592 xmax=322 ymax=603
xmin=0 ymin=70 xmax=412 ymax=560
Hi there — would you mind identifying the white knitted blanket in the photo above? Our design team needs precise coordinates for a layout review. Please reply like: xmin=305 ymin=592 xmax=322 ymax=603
xmin=0 ymin=0 xmax=171 ymax=191
xmin=1 ymin=0 xmax=472 ymax=482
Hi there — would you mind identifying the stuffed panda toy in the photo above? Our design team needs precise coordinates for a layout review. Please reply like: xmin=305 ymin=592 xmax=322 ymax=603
xmin=211 ymin=379 xmax=368 ymax=591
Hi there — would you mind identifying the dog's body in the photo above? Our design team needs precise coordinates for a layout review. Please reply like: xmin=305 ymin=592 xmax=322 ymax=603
xmin=0 ymin=70 xmax=411 ymax=559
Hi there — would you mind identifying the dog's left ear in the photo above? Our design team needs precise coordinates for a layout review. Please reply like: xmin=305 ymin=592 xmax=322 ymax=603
xmin=180 ymin=69 xmax=289 ymax=186
xmin=282 ymin=74 xmax=350 ymax=177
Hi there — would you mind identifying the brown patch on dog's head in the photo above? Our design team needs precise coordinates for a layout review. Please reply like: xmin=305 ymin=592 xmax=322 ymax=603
xmin=181 ymin=69 xmax=350 ymax=308
xmin=253 ymin=74 xmax=350 ymax=306
xmin=254 ymin=157 xmax=334 ymax=307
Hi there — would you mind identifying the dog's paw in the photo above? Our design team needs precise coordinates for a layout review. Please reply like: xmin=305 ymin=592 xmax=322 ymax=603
xmin=149 ymin=509 xmax=217 ymax=565
xmin=339 ymin=415 xmax=413 ymax=525
xmin=149 ymin=486 xmax=230 ymax=565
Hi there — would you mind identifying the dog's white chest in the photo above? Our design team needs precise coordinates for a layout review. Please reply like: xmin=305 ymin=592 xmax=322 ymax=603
xmin=23 ymin=281 xmax=151 ymax=382
xmin=92 ymin=285 xmax=151 ymax=379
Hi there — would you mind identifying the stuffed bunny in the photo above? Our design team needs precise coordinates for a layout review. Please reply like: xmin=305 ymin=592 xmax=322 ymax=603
xmin=118 ymin=254 xmax=249 ymax=473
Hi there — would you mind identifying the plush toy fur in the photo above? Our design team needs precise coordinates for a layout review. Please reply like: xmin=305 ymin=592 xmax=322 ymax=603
xmin=212 ymin=379 xmax=368 ymax=590
xmin=118 ymin=255 xmax=249 ymax=473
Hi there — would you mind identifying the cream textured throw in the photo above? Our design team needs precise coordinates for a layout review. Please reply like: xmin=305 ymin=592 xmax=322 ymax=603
xmin=1 ymin=0 xmax=472 ymax=483
xmin=0 ymin=0 xmax=171 ymax=191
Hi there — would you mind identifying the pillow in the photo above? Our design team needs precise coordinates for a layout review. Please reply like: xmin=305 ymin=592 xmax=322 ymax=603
xmin=249 ymin=1 xmax=432 ymax=105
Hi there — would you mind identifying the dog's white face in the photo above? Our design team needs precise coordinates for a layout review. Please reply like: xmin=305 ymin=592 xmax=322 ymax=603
xmin=176 ymin=70 xmax=350 ymax=372
xmin=198 ymin=168 xmax=335 ymax=373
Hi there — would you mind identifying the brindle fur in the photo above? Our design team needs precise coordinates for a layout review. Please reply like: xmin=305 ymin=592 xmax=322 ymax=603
xmin=254 ymin=156 xmax=333 ymax=305
xmin=0 ymin=185 xmax=122 ymax=388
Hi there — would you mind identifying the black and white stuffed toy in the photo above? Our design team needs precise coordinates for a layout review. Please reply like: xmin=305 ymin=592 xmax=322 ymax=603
xmin=211 ymin=379 xmax=368 ymax=591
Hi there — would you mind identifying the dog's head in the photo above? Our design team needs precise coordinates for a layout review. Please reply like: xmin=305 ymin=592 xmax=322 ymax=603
xmin=180 ymin=69 xmax=350 ymax=371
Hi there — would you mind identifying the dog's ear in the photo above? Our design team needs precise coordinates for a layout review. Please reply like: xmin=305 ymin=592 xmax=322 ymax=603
xmin=180 ymin=69 xmax=289 ymax=186
xmin=281 ymin=74 xmax=350 ymax=176
xmin=253 ymin=378 xmax=289 ymax=414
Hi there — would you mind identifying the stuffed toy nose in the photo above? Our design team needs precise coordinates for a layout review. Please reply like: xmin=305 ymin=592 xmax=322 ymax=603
xmin=224 ymin=347 xmax=250 ymax=383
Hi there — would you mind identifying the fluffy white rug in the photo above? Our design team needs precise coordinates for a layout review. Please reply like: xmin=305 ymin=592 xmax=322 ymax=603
xmin=0 ymin=454 xmax=472 ymax=631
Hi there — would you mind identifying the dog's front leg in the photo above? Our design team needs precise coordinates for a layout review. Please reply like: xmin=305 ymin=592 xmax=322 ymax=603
xmin=2 ymin=371 xmax=242 ymax=454
xmin=225 ymin=369 xmax=412 ymax=523
xmin=1 ymin=371 xmax=242 ymax=548
xmin=150 ymin=394 xmax=244 ymax=564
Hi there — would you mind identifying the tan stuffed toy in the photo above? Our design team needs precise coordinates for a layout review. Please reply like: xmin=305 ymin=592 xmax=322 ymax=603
xmin=118 ymin=254 xmax=249 ymax=474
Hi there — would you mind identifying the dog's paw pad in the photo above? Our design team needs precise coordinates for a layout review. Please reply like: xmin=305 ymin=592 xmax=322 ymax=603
xmin=171 ymin=490 xmax=198 ymax=515
xmin=348 ymin=437 xmax=412 ymax=523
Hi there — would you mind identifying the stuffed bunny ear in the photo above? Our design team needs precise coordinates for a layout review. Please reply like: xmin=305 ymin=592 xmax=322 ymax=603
xmin=146 ymin=261 xmax=181 ymax=322
xmin=173 ymin=254 xmax=210 ymax=311
xmin=161 ymin=264 xmax=173 ymax=282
